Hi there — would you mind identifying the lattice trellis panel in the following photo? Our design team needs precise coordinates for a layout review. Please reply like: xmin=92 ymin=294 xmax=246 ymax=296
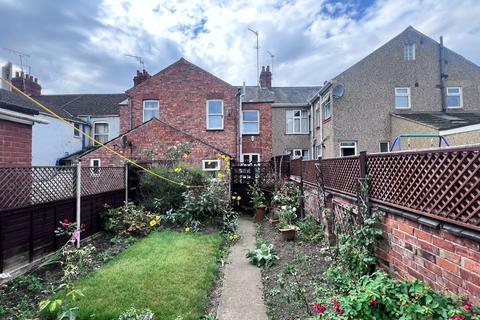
xmin=290 ymin=158 xmax=302 ymax=177
xmin=367 ymin=147 xmax=480 ymax=231
xmin=81 ymin=167 xmax=125 ymax=196
xmin=302 ymin=160 xmax=320 ymax=184
xmin=0 ymin=167 xmax=75 ymax=209
xmin=320 ymin=156 xmax=360 ymax=196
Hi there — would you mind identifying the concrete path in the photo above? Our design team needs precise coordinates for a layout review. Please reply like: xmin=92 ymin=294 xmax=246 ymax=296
xmin=217 ymin=217 xmax=268 ymax=320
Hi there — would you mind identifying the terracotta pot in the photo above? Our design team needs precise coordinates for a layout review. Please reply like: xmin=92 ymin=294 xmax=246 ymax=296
xmin=255 ymin=206 xmax=266 ymax=223
xmin=279 ymin=226 xmax=299 ymax=241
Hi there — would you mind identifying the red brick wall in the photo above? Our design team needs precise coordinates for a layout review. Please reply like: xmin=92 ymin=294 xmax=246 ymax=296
xmin=242 ymin=102 xmax=272 ymax=162
xmin=377 ymin=212 xmax=480 ymax=304
xmin=80 ymin=119 xmax=227 ymax=167
xmin=0 ymin=119 xmax=32 ymax=166
xmin=121 ymin=58 xmax=239 ymax=159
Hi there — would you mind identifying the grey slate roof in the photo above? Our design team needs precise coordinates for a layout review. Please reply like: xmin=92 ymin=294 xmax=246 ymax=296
xmin=392 ymin=112 xmax=480 ymax=130
xmin=242 ymin=86 xmax=321 ymax=105
xmin=34 ymin=93 xmax=127 ymax=117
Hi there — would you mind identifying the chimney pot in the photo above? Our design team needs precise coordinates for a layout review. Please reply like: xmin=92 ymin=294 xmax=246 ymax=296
xmin=259 ymin=65 xmax=272 ymax=89
xmin=133 ymin=69 xmax=151 ymax=86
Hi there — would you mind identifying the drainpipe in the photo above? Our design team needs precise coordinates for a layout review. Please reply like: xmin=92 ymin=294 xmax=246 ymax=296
xmin=439 ymin=36 xmax=447 ymax=112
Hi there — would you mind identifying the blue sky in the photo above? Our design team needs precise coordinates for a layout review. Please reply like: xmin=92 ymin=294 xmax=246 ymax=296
xmin=0 ymin=0 xmax=479 ymax=94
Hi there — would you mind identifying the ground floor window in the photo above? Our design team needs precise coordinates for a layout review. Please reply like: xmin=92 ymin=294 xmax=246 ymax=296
xmin=315 ymin=145 xmax=322 ymax=159
xmin=242 ymin=153 xmax=260 ymax=164
xmin=379 ymin=141 xmax=390 ymax=153
xmin=292 ymin=149 xmax=309 ymax=160
xmin=90 ymin=158 xmax=101 ymax=175
xmin=202 ymin=160 xmax=221 ymax=177
xmin=340 ymin=141 xmax=357 ymax=157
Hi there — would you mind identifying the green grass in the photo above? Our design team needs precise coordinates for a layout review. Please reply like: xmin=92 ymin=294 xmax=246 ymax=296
xmin=67 ymin=231 xmax=221 ymax=320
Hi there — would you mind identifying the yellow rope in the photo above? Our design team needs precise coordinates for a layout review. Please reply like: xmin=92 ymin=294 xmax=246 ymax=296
xmin=0 ymin=77 xmax=205 ymax=188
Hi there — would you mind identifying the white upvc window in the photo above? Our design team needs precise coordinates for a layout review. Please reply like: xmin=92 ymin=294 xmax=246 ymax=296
xmin=242 ymin=110 xmax=259 ymax=134
xmin=315 ymin=145 xmax=322 ymax=159
xmin=93 ymin=122 xmax=109 ymax=144
xmin=292 ymin=149 xmax=309 ymax=160
xmin=395 ymin=87 xmax=411 ymax=109
xmin=73 ymin=123 xmax=80 ymax=137
xmin=447 ymin=87 xmax=463 ymax=109
xmin=242 ymin=153 xmax=260 ymax=164
xmin=379 ymin=141 xmax=390 ymax=153
xmin=206 ymin=100 xmax=224 ymax=130
xmin=90 ymin=158 xmax=101 ymax=175
xmin=143 ymin=100 xmax=159 ymax=122
xmin=286 ymin=110 xmax=309 ymax=134
xmin=322 ymin=95 xmax=332 ymax=120
xmin=404 ymin=43 xmax=415 ymax=60
xmin=340 ymin=141 xmax=357 ymax=157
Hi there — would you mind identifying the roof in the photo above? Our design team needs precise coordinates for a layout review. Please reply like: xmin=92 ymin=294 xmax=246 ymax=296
xmin=34 ymin=93 xmax=127 ymax=116
xmin=0 ymin=88 xmax=42 ymax=114
xmin=392 ymin=112 xmax=480 ymax=130
xmin=242 ymin=86 xmax=321 ymax=105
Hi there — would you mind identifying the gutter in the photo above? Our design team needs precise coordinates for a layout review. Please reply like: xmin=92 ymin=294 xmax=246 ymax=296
xmin=0 ymin=108 xmax=49 ymax=125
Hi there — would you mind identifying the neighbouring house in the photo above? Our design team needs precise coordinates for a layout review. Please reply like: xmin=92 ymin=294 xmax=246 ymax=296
xmin=80 ymin=58 xmax=240 ymax=173
xmin=311 ymin=26 xmax=480 ymax=158
xmin=243 ymin=66 xmax=319 ymax=161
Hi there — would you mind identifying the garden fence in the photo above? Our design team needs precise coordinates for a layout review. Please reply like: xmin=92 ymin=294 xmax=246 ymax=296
xmin=290 ymin=145 xmax=480 ymax=232
xmin=0 ymin=164 xmax=126 ymax=273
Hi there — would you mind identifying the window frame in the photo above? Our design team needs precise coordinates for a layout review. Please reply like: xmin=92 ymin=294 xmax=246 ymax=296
xmin=315 ymin=145 xmax=322 ymax=159
xmin=206 ymin=100 xmax=224 ymax=130
xmin=242 ymin=153 xmax=260 ymax=164
xmin=291 ymin=149 xmax=309 ymax=160
xmin=315 ymin=106 xmax=321 ymax=127
xmin=395 ymin=87 xmax=411 ymax=109
xmin=404 ymin=43 xmax=415 ymax=60
xmin=202 ymin=159 xmax=221 ymax=171
xmin=143 ymin=100 xmax=160 ymax=122
xmin=73 ymin=123 xmax=80 ymax=138
xmin=446 ymin=87 xmax=463 ymax=109
xmin=89 ymin=158 xmax=101 ymax=175
xmin=339 ymin=141 xmax=357 ymax=157
xmin=242 ymin=110 xmax=260 ymax=135
xmin=93 ymin=122 xmax=109 ymax=145
xmin=322 ymin=95 xmax=332 ymax=121
xmin=286 ymin=109 xmax=309 ymax=134
xmin=379 ymin=141 xmax=390 ymax=153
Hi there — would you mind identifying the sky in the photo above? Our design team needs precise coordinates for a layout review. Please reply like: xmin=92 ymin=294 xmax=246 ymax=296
xmin=0 ymin=0 xmax=480 ymax=94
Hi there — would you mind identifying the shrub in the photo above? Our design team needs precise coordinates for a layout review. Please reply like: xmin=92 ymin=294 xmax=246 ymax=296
xmin=246 ymin=243 xmax=278 ymax=268
xmin=309 ymin=271 xmax=480 ymax=320
xmin=298 ymin=216 xmax=324 ymax=242
xmin=273 ymin=181 xmax=301 ymax=208
xmin=102 ymin=202 xmax=155 ymax=237
xmin=248 ymin=178 xmax=266 ymax=208
xmin=139 ymin=163 xmax=208 ymax=210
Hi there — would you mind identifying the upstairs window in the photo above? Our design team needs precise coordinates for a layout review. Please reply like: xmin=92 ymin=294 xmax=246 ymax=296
xmin=286 ymin=110 xmax=309 ymax=134
xmin=404 ymin=43 xmax=415 ymax=60
xmin=143 ymin=100 xmax=159 ymax=122
xmin=73 ymin=123 xmax=80 ymax=137
xmin=242 ymin=110 xmax=259 ymax=134
xmin=207 ymin=100 xmax=224 ymax=130
xmin=395 ymin=87 xmax=411 ymax=109
xmin=93 ymin=123 xmax=109 ymax=144
xmin=315 ymin=106 xmax=321 ymax=127
xmin=322 ymin=95 xmax=332 ymax=120
xmin=447 ymin=87 xmax=463 ymax=109
xmin=340 ymin=141 xmax=357 ymax=157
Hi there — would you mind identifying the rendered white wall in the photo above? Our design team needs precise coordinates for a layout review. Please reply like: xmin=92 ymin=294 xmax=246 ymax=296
xmin=32 ymin=114 xmax=83 ymax=166
xmin=82 ymin=116 xmax=120 ymax=146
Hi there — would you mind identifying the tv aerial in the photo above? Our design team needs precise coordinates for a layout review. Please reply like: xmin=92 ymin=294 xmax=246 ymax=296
xmin=125 ymin=54 xmax=145 ymax=70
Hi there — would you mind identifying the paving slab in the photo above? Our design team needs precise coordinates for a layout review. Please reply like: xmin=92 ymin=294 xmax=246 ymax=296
xmin=217 ymin=217 xmax=268 ymax=320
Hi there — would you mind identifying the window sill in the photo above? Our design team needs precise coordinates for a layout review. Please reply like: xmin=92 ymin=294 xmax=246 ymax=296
xmin=285 ymin=132 xmax=310 ymax=135
xmin=206 ymin=128 xmax=225 ymax=131
xmin=447 ymin=106 xmax=463 ymax=110
xmin=242 ymin=133 xmax=260 ymax=136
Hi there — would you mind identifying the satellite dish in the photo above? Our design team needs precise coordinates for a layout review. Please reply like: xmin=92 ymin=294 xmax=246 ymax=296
xmin=332 ymin=83 xmax=345 ymax=98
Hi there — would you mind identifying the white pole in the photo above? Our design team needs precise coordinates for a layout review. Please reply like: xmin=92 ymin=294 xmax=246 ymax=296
xmin=125 ymin=164 xmax=129 ymax=203
xmin=76 ymin=161 xmax=82 ymax=248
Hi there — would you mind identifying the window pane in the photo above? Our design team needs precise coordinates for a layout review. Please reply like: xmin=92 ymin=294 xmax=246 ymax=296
xmin=286 ymin=110 xmax=293 ymax=120
xmin=95 ymin=123 xmax=108 ymax=134
xmin=208 ymin=101 xmax=223 ymax=114
xmin=447 ymin=96 xmax=461 ymax=107
xmin=396 ymin=88 xmax=408 ymax=94
xmin=208 ymin=115 xmax=223 ymax=128
xmin=251 ymin=154 xmax=259 ymax=163
xmin=286 ymin=118 xmax=293 ymax=133
xmin=301 ymin=118 xmax=309 ymax=132
xmin=243 ymin=122 xmax=259 ymax=133
xmin=243 ymin=111 xmax=258 ymax=121
xmin=380 ymin=142 xmax=389 ymax=153
xmin=294 ymin=111 xmax=301 ymax=117
xmin=447 ymin=88 xmax=460 ymax=94
xmin=204 ymin=160 xmax=219 ymax=170
xmin=341 ymin=147 xmax=356 ymax=157
xmin=95 ymin=134 xmax=109 ymax=144
xmin=340 ymin=141 xmax=355 ymax=147
xmin=395 ymin=96 xmax=409 ymax=108
xmin=302 ymin=150 xmax=309 ymax=160
xmin=144 ymin=101 xmax=158 ymax=109
xmin=144 ymin=109 xmax=159 ymax=121
xmin=294 ymin=119 xmax=300 ymax=132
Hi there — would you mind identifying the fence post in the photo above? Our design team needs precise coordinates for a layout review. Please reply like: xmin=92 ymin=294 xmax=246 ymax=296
xmin=125 ymin=163 xmax=129 ymax=203
xmin=76 ymin=161 xmax=82 ymax=249
xmin=299 ymin=157 xmax=305 ymax=218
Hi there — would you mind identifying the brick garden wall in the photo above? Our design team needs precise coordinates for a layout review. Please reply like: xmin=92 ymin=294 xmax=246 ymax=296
xmin=0 ymin=119 xmax=32 ymax=166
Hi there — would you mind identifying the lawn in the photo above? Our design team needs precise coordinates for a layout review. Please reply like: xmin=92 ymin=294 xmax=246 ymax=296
xmin=66 ymin=231 xmax=221 ymax=319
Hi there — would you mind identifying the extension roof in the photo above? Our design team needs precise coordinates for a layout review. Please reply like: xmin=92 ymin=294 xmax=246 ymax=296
xmin=392 ymin=112 xmax=480 ymax=130
xmin=242 ymin=86 xmax=321 ymax=105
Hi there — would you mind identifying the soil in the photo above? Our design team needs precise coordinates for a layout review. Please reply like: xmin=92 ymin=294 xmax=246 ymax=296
xmin=258 ymin=222 xmax=329 ymax=320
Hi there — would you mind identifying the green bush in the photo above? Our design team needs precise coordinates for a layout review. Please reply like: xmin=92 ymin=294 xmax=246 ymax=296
xmin=139 ymin=163 xmax=208 ymax=210
xmin=102 ymin=202 xmax=155 ymax=237
xmin=309 ymin=271 xmax=480 ymax=320
xmin=298 ymin=215 xmax=324 ymax=242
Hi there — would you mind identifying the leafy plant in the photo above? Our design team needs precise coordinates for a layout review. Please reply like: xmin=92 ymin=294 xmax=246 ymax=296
xmin=60 ymin=244 xmax=95 ymax=283
xmin=248 ymin=178 xmax=266 ymax=208
xmin=118 ymin=307 xmax=155 ymax=320
xmin=298 ymin=216 xmax=324 ymax=242
xmin=102 ymin=202 xmax=155 ymax=237
xmin=276 ymin=205 xmax=298 ymax=229
xmin=54 ymin=219 xmax=85 ymax=238
xmin=272 ymin=180 xmax=301 ymax=208
xmin=246 ymin=243 xmax=278 ymax=268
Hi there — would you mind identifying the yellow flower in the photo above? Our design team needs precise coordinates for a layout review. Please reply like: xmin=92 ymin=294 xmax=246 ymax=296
xmin=185 ymin=227 xmax=191 ymax=232
xmin=237 ymin=196 xmax=241 ymax=201
xmin=233 ymin=234 xmax=239 ymax=239
xmin=155 ymin=215 xmax=161 ymax=221
xmin=182 ymin=153 xmax=189 ymax=160
xmin=228 ymin=235 xmax=234 ymax=240
xmin=207 ymin=161 xmax=212 ymax=165
xmin=218 ymin=173 xmax=225 ymax=178
xmin=174 ymin=167 xmax=182 ymax=173
xmin=149 ymin=220 xmax=157 ymax=227
xmin=224 ymin=156 xmax=231 ymax=161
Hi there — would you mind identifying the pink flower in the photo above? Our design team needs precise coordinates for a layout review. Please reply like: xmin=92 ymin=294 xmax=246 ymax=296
xmin=463 ymin=303 xmax=473 ymax=312
xmin=448 ymin=316 xmax=464 ymax=320
xmin=370 ymin=298 xmax=380 ymax=306
xmin=332 ymin=297 xmax=344 ymax=316
xmin=313 ymin=303 xmax=327 ymax=314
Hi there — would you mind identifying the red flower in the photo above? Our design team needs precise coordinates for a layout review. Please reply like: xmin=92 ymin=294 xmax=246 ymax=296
xmin=332 ymin=297 xmax=344 ymax=316
xmin=449 ymin=316 xmax=464 ymax=320
xmin=463 ymin=304 xmax=473 ymax=312
xmin=313 ymin=303 xmax=328 ymax=314
xmin=370 ymin=298 xmax=380 ymax=306
xmin=62 ymin=218 xmax=69 ymax=227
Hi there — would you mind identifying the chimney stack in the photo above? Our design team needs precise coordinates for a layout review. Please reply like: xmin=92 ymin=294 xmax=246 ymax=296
xmin=259 ymin=65 xmax=272 ymax=89
xmin=133 ymin=69 xmax=151 ymax=86
xmin=11 ymin=71 xmax=42 ymax=96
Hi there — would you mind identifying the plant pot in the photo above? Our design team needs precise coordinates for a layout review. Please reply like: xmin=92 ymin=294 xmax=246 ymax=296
xmin=255 ymin=206 xmax=267 ymax=223
xmin=279 ymin=225 xmax=299 ymax=241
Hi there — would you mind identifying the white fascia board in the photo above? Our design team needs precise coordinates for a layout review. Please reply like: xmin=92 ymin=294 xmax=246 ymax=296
xmin=0 ymin=108 xmax=49 ymax=125
xmin=439 ymin=124 xmax=480 ymax=136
